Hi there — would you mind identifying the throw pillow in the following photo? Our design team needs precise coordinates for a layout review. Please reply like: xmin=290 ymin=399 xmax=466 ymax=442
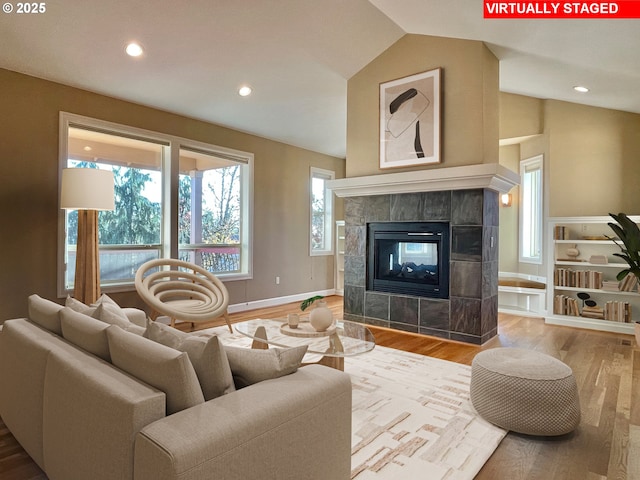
xmin=145 ymin=322 xmax=235 ymax=400
xmin=91 ymin=293 xmax=120 ymax=308
xmin=28 ymin=294 xmax=64 ymax=335
xmin=224 ymin=345 xmax=308 ymax=388
xmin=92 ymin=303 xmax=131 ymax=329
xmin=92 ymin=295 xmax=148 ymax=330
xmin=106 ymin=325 xmax=204 ymax=415
xmin=65 ymin=295 xmax=97 ymax=316
xmin=59 ymin=307 xmax=111 ymax=362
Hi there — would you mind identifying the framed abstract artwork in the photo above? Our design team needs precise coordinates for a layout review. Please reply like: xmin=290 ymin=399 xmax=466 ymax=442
xmin=379 ymin=68 xmax=441 ymax=169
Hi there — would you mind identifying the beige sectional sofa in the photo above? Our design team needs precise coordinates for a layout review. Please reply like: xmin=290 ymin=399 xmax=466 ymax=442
xmin=0 ymin=295 xmax=352 ymax=480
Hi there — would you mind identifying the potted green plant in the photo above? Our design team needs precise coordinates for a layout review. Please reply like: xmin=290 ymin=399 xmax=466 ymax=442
xmin=608 ymin=212 xmax=640 ymax=345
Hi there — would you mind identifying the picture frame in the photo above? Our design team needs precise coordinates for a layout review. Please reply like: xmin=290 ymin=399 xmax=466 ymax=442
xmin=379 ymin=68 xmax=441 ymax=169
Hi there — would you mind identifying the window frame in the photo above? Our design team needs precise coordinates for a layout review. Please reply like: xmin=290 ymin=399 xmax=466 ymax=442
xmin=177 ymin=146 xmax=251 ymax=276
xmin=57 ymin=112 xmax=253 ymax=298
xmin=519 ymin=154 xmax=544 ymax=264
xmin=309 ymin=167 xmax=335 ymax=256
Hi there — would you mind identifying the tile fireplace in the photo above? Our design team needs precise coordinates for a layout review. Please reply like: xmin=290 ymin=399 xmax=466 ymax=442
xmin=328 ymin=164 xmax=519 ymax=345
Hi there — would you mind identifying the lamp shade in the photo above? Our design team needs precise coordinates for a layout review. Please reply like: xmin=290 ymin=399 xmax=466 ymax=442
xmin=61 ymin=168 xmax=115 ymax=211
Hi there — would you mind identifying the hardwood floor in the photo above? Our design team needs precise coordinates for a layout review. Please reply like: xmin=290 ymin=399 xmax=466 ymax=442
xmin=1 ymin=296 xmax=639 ymax=479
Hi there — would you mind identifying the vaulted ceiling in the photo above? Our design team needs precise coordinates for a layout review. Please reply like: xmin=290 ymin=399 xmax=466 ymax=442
xmin=1 ymin=0 xmax=638 ymax=157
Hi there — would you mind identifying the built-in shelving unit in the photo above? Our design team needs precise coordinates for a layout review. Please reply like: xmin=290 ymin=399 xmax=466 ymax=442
xmin=546 ymin=216 xmax=640 ymax=335
xmin=335 ymin=220 xmax=345 ymax=296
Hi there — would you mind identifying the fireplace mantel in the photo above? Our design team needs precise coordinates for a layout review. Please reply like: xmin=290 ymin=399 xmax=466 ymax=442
xmin=328 ymin=163 xmax=519 ymax=198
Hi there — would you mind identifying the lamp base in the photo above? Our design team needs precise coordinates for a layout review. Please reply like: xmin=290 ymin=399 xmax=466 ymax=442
xmin=74 ymin=209 xmax=101 ymax=305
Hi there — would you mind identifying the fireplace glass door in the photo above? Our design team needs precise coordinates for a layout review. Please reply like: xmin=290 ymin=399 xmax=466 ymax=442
xmin=368 ymin=222 xmax=449 ymax=299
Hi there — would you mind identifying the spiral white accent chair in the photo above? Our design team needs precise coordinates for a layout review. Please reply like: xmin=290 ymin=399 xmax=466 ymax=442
xmin=135 ymin=258 xmax=233 ymax=332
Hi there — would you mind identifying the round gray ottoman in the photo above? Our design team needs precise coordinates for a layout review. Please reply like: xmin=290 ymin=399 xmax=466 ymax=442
xmin=470 ymin=348 xmax=581 ymax=436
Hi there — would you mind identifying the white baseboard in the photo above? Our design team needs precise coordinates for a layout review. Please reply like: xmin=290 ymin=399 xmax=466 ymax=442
xmin=228 ymin=289 xmax=337 ymax=314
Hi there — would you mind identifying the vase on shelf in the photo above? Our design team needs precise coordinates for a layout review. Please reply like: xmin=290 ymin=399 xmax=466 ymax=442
xmin=309 ymin=300 xmax=333 ymax=332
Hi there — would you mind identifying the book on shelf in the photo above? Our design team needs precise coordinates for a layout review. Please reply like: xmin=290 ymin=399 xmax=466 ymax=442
xmin=603 ymin=300 xmax=632 ymax=322
xmin=554 ymin=225 xmax=570 ymax=240
xmin=554 ymin=268 xmax=603 ymax=289
xmin=553 ymin=295 xmax=580 ymax=316
xmin=602 ymin=280 xmax=620 ymax=292
xmin=619 ymin=275 xmax=639 ymax=292
xmin=581 ymin=305 xmax=605 ymax=320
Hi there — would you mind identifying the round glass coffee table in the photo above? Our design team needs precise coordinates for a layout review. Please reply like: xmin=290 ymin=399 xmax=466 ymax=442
xmin=234 ymin=318 xmax=375 ymax=370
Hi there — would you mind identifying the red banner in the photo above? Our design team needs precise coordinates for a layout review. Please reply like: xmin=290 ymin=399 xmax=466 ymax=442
xmin=484 ymin=1 xmax=640 ymax=18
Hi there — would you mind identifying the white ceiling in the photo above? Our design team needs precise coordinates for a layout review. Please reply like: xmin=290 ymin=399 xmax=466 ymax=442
xmin=1 ymin=0 xmax=638 ymax=158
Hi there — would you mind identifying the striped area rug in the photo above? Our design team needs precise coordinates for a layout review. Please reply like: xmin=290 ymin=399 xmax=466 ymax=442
xmin=201 ymin=323 xmax=506 ymax=480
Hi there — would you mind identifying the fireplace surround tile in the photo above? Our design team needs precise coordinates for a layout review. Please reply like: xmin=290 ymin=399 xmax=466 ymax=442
xmin=450 ymin=332 xmax=482 ymax=345
xmin=483 ymin=261 xmax=499 ymax=298
xmin=342 ymin=188 xmax=498 ymax=345
xmin=344 ymin=256 xmax=365 ymax=286
xmin=345 ymin=226 xmax=366 ymax=257
xmin=483 ymin=226 xmax=499 ymax=262
xmin=364 ymin=292 xmax=390 ymax=321
xmin=452 ymin=189 xmax=483 ymax=225
xmin=345 ymin=197 xmax=365 ymax=225
xmin=451 ymin=226 xmax=483 ymax=261
xmin=483 ymin=189 xmax=499 ymax=227
xmin=389 ymin=321 xmax=419 ymax=334
xmin=450 ymin=297 xmax=482 ymax=336
xmin=481 ymin=328 xmax=498 ymax=344
xmin=364 ymin=195 xmax=390 ymax=223
xmin=344 ymin=285 xmax=364 ymax=316
xmin=419 ymin=298 xmax=450 ymax=330
xmin=390 ymin=191 xmax=450 ymax=222
xmin=481 ymin=295 xmax=498 ymax=335
xmin=419 ymin=326 xmax=450 ymax=340
xmin=364 ymin=316 xmax=391 ymax=328
xmin=389 ymin=296 xmax=419 ymax=326
xmin=450 ymin=261 xmax=482 ymax=298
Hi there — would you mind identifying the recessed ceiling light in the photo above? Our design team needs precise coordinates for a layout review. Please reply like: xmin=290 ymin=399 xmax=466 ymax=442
xmin=125 ymin=42 xmax=144 ymax=57
xmin=573 ymin=85 xmax=589 ymax=93
xmin=238 ymin=86 xmax=252 ymax=97
xmin=83 ymin=146 xmax=92 ymax=152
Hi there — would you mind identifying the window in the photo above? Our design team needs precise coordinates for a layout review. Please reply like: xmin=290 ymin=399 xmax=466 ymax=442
xmin=310 ymin=167 xmax=335 ymax=256
xmin=519 ymin=155 xmax=543 ymax=264
xmin=58 ymin=113 xmax=253 ymax=297
xmin=178 ymin=148 xmax=250 ymax=275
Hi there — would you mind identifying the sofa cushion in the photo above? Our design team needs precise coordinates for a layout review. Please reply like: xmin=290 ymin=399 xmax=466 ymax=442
xmin=28 ymin=294 xmax=63 ymax=335
xmin=224 ymin=345 xmax=308 ymax=388
xmin=60 ymin=307 xmax=111 ymax=362
xmin=107 ymin=325 xmax=205 ymax=415
xmin=145 ymin=322 xmax=235 ymax=400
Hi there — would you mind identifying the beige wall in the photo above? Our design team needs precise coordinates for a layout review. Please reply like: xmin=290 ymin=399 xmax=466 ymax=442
xmin=346 ymin=34 xmax=499 ymax=177
xmin=546 ymin=100 xmax=640 ymax=216
xmin=0 ymin=68 xmax=345 ymax=319
xmin=498 ymin=144 xmax=520 ymax=272
xmin=498 ymin=92 xmax=640 ymax=276
xmin=499 ymin=92 xmax=543 ymax=139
